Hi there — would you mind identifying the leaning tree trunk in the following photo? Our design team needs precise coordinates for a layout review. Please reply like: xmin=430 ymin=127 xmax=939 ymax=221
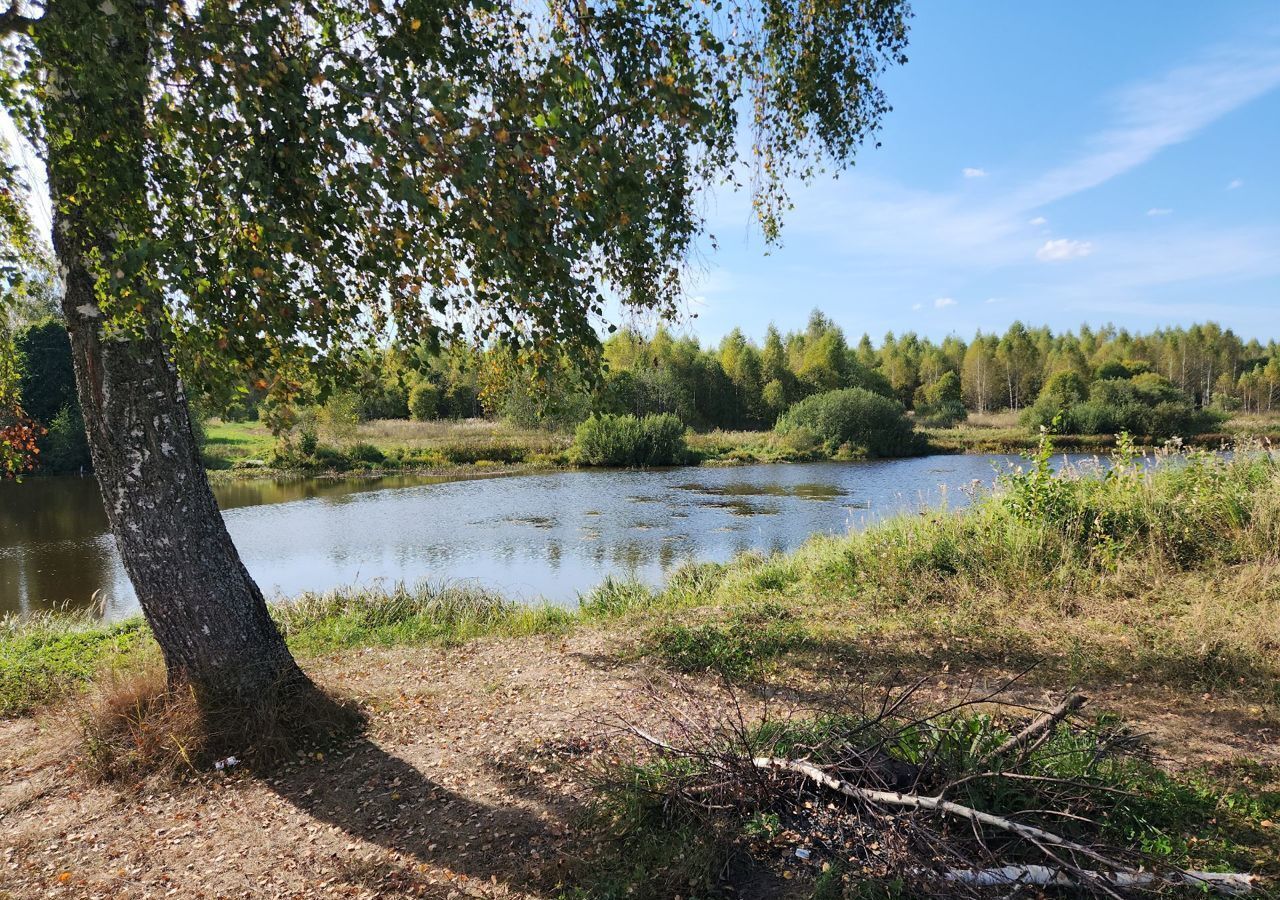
xmin=37 ymin=0 xmax=306 ymax=706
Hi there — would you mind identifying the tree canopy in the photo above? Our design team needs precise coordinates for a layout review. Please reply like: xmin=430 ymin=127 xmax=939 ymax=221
xmin=2 ymin=0 xmax=910 ymax=408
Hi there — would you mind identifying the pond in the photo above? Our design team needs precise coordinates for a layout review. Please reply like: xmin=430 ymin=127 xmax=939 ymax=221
xmin=0 ymin=453 xmax=1092 ymax=620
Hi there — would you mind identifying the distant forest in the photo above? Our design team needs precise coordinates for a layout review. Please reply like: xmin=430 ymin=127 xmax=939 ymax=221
xmin=11 ymin=309 xmax=1280 ymax=471
xmin=280 ymin=312 xmax=1275 ymax=431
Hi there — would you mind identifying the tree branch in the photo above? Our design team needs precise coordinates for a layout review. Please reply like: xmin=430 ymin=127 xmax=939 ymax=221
xmin=978 ymin=692 xmax=1088 ymax=767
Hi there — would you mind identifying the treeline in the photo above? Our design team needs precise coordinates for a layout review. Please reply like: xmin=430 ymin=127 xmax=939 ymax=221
xmin=387 ymin=313 xmax=1278 ymax=431
xmin=12 ymin=311 xmax=1280 ymax=472
xmin=286 ymin=313 xmax=1280 ymax=433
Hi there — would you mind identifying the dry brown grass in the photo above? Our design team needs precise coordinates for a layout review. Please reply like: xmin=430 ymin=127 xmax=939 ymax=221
xmin=76 ymin=665 xmax=366 ymax=783
xmin=956 ymin=410 xmax=1023 ymax=430
xmin=357 ymin=417 xmax=571 ymax=453
xmin=77 ymin=666 xmax=205 ymax=782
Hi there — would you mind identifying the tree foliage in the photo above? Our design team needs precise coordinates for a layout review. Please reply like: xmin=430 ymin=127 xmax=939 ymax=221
xmin=2 ymin=0 xmax=910 ymax=410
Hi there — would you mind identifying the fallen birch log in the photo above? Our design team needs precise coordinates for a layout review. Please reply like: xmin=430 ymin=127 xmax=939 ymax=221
xmin=942 ymin=864 xmax=1253 ymax=896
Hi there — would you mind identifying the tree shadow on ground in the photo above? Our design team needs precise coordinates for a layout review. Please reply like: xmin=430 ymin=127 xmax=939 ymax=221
xmin=266 ymin=731 xmax=584 ymax=896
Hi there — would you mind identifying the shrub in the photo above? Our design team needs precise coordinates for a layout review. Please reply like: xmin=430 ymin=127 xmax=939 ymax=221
xmin=1023 ymin=372 xmax=1224 ymax=439
xmin=1022 ymin=371 xmax=1090 ymax=432
xmin=408 ymin=381 xmax=440 ymax=421
xmin=347 ymin=442 xmax=385 ymax=464
xmin=572 ymin=413 xmax=687 ymax=467
xmin=298 ymin=426 xmax=319 ymax=456
xmin=354 ymin=385 xmax=409 ymax=421
xmin=774 ymin=387 xmax=920 ymax=458
xmin=439 ymin=441 xmax=528 ymax=464
xmin=913 ymin=371 xmax=967 ymax=428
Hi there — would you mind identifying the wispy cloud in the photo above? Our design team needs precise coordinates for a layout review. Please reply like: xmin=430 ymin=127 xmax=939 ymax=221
xmin=1014 ymin=40 xmax=1280 ymax=209
xmin=1036 ymin=238 xmax=1094 ymax=262
xmin=962 ymin=167 xmax=987 ymax=178
xmin=1227 ymin=178 xmax=1245 ymax=190
xmin=934 ymin=297 xmax=957 ymax=309
xmin=1029 ymin=216 xmax=1048 ymax=226
xmin=1146 ymin=207 xmax=1173 ymax=216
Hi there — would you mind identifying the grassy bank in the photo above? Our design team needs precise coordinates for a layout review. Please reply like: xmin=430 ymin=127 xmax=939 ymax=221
xmin=923 ymin=409 xmax=1280 ymax=454
xmin=201 ymin=418 xmax=575 ymax=475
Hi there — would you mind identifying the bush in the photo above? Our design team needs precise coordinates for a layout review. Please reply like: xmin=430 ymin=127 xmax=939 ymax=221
xmin=298 ymin=426 xmax=319 ymax=456
xmin=774 ymin=387 xmax=920 ymax=458
xmin=347 ymin=442 xmax=385 ymax=464
xmin=439 ymin=441 xmax=527 ymax=464
xmin=913 ymin=371 xmax=967 ymax=428
xmin=572 ymin=413 xmax=687 ymax=467
xmin=354 ymin=385 xmax=409 ymax=421
xmin=408 ymin=381 xmax=440 ymax=421
xmin=1024 ymin=372 xmax=1223 ymax=438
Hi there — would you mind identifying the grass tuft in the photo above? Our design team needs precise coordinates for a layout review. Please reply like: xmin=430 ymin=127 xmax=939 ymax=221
xmin=77 ymin=664 xmax=364 ymax=782
xmin=643 ymin=602 xmax=811 ymax=678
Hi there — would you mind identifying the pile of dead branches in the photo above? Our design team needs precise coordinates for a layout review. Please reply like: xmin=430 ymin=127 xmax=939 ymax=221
xmin=602 ymin=679 xmax=1257 ymax=897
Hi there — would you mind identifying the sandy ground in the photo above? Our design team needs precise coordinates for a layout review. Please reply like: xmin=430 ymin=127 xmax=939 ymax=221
xmin=2 ymin=630 xmax=1276 ymax=899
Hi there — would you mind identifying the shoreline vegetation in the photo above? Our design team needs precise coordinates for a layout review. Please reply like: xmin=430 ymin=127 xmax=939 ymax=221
xmin=4 ymin=438 xmax=1278 ymax=895
xmin=182 ymin=412 xmax=1280 ymax=482
xmin=16 ymin=315 xmax=1280 ymax=483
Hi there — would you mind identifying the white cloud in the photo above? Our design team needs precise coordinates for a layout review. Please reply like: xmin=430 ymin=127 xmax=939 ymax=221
xmin=962 ymin=167 xmax=987 ymax=179
xmin=1036 ymin=238 xmax=1095 ymax=262
xmin=1227 ymin=178 xmax=1244 ymax=190
xmin=1029 ymin=216 xmax=1048 ymax=226
xmin=985 ymin=297 xmax=1001 ymax=304
xmin=911 ymin=302 xmax=923 ymax=311
xmin=934 ymin=297 xmax=957 ymax=309
xmin=1146 ymin=207 xmax=1173 ymax=216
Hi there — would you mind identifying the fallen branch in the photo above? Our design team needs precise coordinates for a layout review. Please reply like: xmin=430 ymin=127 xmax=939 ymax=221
xmin=750 ymin=755 xmax=1254 ymax=896
xmin=942 ymin=864 xmax=1254 ymax=896
xmin=752 ymin=755 xmax=1124 ymax=871
xmin=978 ymin=692 xmax=1088 ymax=767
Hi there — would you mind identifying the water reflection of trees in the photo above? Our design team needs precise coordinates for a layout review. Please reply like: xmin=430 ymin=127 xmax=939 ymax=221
xmin=0 ymin=476 xmax=124 ymax=614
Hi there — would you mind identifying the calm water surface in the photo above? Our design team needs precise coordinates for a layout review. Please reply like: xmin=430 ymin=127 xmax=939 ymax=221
xmin=0 ymin=454 xmax=1093 ymax=619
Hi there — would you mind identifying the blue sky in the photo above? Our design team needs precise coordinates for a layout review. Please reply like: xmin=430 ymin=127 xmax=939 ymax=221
xmin=679 ymin=1 xmax=1280 ymax=345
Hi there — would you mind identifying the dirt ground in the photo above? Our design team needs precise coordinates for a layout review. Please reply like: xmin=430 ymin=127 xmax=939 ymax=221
xmin=2 ymin=630 xmax=1276 ymax=899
